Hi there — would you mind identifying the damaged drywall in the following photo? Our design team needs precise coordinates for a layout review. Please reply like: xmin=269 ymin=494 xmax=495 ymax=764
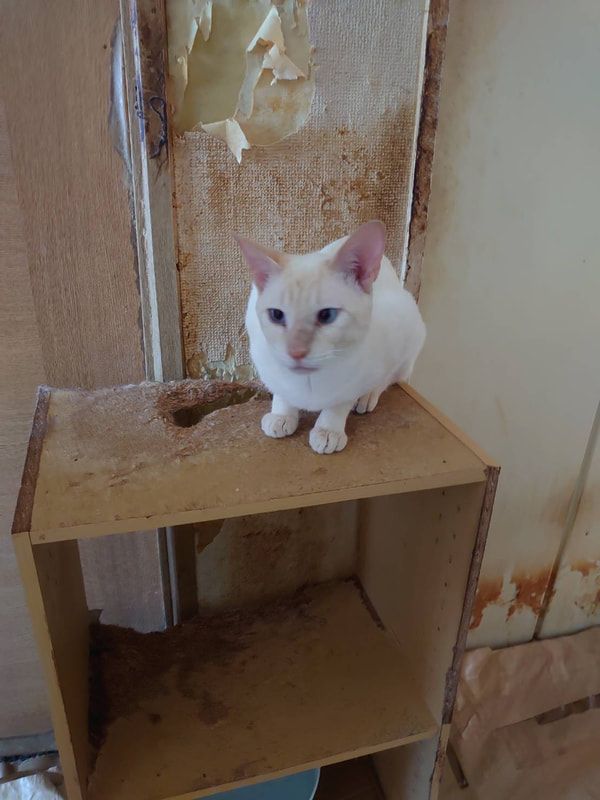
xmin=174 ymin=0 xmax=426 ymax=368
xmin=167 ymin=0 xmax=315 ymax=161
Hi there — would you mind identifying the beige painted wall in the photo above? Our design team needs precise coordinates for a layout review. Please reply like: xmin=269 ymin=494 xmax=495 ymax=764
xmin=413 ymin=0 xmax=600 ymax=646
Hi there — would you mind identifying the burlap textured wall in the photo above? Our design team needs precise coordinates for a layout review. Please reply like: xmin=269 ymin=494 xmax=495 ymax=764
xmin=173 ymin=0 xmax=426 ymax=374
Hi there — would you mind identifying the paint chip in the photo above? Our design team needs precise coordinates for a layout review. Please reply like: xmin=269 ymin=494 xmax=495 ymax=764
xmin=167 ymin=0 xmax=315 ymax=161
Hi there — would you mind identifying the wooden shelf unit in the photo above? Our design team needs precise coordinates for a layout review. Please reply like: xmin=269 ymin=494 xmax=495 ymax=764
xmin=12 ymin=381 xmax=499 ymax=800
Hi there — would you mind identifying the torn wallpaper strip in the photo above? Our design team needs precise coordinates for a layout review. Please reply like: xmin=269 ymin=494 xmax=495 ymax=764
xmin=167 ymin=0 xmax=315 ymax=161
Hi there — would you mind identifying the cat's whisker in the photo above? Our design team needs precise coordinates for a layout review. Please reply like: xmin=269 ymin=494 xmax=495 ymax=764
xmin=309 ymin=349 xmax=346 ymax=362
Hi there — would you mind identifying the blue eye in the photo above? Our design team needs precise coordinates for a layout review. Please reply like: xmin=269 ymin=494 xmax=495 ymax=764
xmin=317 ymin=308 xmax=339 ymax=325
xmin=268 ymin=308 xmax=286 ymax=325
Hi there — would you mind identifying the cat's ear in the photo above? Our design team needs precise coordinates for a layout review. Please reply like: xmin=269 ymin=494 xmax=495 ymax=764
xmin=235 ymin=235 xmax=283 ymax=291
xmin=332 ymin=220 xmax=386 ymax=292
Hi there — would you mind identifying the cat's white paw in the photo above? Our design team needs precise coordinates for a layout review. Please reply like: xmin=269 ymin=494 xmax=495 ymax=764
xmin=309 ymin=426 xmax=348 ymax=454
xmin=261 ymin=412 xmax=298 ymax=438
xmin=355 ymin=389 xmax=382 ymax=414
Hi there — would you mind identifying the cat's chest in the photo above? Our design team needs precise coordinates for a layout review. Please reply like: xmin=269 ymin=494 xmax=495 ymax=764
xmin=259 ymin=354 xmax=373 ymax=412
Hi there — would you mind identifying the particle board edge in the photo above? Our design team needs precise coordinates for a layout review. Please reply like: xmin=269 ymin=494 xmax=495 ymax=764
xmin=142 ymin=732 xmax=438 ymax=800
xmin=440 ymin=465 xmax=500 ymax=723
xmin=29 ymin=467 xmax=487 ymax=545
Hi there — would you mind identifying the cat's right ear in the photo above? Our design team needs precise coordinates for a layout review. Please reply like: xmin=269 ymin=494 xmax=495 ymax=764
xmin=332 ymin=220 xmax=386 ymax=292
xmin=235 ymin=235 xmax=282 ymax=291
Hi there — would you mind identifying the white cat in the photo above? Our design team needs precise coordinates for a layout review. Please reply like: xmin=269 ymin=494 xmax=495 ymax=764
xmin=238 ymin=221 xmax=426 ymax=454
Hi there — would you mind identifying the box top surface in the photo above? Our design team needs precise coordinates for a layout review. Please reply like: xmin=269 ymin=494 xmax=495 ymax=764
xmin=13 ymin=381 xmax=490 ymax=543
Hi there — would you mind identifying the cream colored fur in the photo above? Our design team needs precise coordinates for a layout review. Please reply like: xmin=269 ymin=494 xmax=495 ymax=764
xmin=239 ymin=221 xmax=426 ymax=454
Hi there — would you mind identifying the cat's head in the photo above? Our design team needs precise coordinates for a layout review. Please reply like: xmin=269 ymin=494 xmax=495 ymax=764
xmin=236 ymin=221 xmax=385 ymax=374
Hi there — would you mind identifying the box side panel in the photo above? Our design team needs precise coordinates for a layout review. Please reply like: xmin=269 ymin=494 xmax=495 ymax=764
xmin=14 ymin=534 xmax=89 ymax=800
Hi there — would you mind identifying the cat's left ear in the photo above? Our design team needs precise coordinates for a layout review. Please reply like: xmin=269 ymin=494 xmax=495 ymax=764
xmin=332 ymin=220 xmax=386 ymax=292
xmin=235 ymin=235 xmax=283 ymax=291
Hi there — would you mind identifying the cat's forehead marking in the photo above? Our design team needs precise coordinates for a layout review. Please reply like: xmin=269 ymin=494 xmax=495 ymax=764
xmin=278 ymin=271 xmax=323 ymax=308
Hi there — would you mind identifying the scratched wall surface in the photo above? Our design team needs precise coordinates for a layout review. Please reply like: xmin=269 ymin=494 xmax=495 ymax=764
xmin=172 ymin=0 xmax=428 ymax=371
xmin=413 ymin=0 xmax=600 ymax=646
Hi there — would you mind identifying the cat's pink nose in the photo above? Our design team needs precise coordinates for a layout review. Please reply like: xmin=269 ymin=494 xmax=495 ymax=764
xmin=289 ymin=346 xmax=309 ymax=361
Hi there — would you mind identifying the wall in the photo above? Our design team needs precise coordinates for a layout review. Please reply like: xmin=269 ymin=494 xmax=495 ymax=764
xmin=172 ymin=0 xmax=430 ymax=373
xmin=412 ymin=0 xmax=600 ymax=646
xmin=0 ymin=0 xmax=169 ymax=740
xmin=0 ymin=99 xmax=50 ymax=739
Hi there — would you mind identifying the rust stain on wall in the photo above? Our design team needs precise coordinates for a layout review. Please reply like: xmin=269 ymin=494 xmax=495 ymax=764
xmin=507 ymin=569 xmax=552 ymax=620
xmin=470 ymin=567 xmax=557 ymax=629
xmin=571 ymin=560 xmax=598 ymax=578
xmin=469 ymin=576 xmax=502 ymax=629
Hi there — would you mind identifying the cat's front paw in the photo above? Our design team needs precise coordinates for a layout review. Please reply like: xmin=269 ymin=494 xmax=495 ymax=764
xmin=354 ymin=388 xmax=382 ymax=414
xmin=309 ymin=426 xmax=348 ymax=454
xmin=261 ymin=412 xmax=298 ymax=438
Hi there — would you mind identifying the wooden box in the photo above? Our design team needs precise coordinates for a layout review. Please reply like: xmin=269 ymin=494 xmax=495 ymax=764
xmin=12 ymin=381 xmax=498 ymax=800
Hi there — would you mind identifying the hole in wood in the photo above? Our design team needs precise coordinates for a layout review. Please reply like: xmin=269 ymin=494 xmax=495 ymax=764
xmin=164 ymin=385 xmax=262 ymax=428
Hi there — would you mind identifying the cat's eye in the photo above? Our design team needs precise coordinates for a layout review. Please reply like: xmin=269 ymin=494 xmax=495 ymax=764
xmin=268 ymin=308 xmax=286 ymax=325
xmin=317 ymin=308 xmax=339 ymax=325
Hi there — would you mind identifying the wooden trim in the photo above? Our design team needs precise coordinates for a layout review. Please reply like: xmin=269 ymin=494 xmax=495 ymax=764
xmin=405 ymin=0 xmax=450 ymax=299
xmin=401 ymin=382 xmax=500 ymax=468
xmin=440 ymin=465 xmax=500 ymax=724
xmin=119 ymin=0 xmax=183 ymax=383
xmin=165 ymin=523 xmax=198 ymax=622
xmin=12 ymin=387 xmax=50 ymax=535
